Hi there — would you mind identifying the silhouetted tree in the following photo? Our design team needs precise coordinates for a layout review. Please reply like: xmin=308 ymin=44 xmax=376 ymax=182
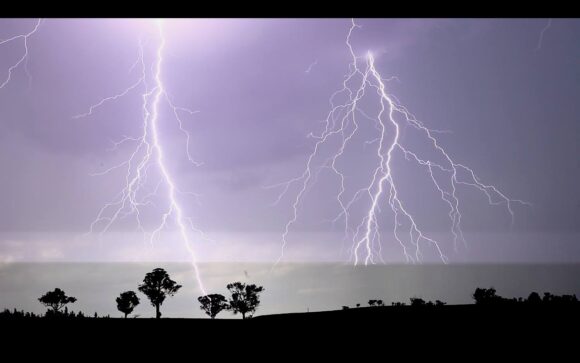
xmin=138 ymin=268 xmax=182 ymax=319
xmin=410 ymin=297 xmax=426 ymax=307
xmin=356 ymin=303 xmax=361 ymax=308
xmin=560 ymin=294 xmax=578 ymax=304
xmin=527 ymin=292 xmax=542 ymax=305
xmin=116 ymin=291 xmax=140 ymax=318
xmin=226 ymin=282 xmax=264 ymax=319
xmin=198 ymin=294 xmax=229 ymax=319
xmin=1 ymin=309 xmax=40 ymax=319
xmin=542 ymin=292 xmax=578 ymax=305
xmin=368 ymin=299 xmax=386 ymax=307
xmin=342 ymin=306 xmax=349 ymax=310
xmin=542 ymin=292 xmax=554 ymax=303
xmin=38 ymin=288 xmax=77 ymax=313
xmin=473 ymin=287 xmax=499 ymax=305
xmin=435 ymin=300 xmax=446 ymax=306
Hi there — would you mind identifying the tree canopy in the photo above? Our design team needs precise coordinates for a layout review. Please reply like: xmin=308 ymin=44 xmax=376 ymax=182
xmin=226 ymin=282 xmax=265 ymax=319
xmin=198 ymin=294 xmax=229 ymax=319
xmin=138 ymin=268 xmax=182 ymax=318
xmin=38 ymin=288 xmax=77 ymax=312
xmin=116 ymin=290 xmax=140 ymax=318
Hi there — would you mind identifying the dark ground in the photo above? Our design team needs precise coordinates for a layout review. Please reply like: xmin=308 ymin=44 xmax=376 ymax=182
xmin=2 ymin=305 xmax=578 ymax=357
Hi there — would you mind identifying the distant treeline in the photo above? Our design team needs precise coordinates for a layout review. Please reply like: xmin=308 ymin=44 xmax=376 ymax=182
xmin=0 ymin=308 xmax=110 ymax=320
xmin=471 ymin=287 xmax=579 ymax=306
xmin=341 ymin=287 xmax=579 ymax=310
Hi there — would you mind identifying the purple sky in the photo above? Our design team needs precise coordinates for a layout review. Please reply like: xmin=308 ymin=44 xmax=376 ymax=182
xmin=0 ymin=18 xmax=579 ymax=264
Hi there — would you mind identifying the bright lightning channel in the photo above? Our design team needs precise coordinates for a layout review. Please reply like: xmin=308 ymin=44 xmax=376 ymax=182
xmin=272 ymin=19 xmax=529 ymax=266
xmin=0 ymin=19 xmax=42 ymax=90
xmin=75 ymin=20 xmax=207 ymax=294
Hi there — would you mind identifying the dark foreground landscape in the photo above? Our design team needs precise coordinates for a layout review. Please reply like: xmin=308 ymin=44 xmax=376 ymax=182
xmin=3 ymin=304 xmax=578 ymax=356
xmin=2 ymin=264 xmax=578 ymax=356
xmin=2 ymin=264 xmax=579 ymax=356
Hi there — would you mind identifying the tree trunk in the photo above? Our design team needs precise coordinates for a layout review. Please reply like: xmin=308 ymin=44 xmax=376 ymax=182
xmin=155 ymin=304 xmax=161 ymax=319
xmin=241 ymin=312 xmax=246 ymax=319
xmin=124 ymin=313 xmax=128 ymax=319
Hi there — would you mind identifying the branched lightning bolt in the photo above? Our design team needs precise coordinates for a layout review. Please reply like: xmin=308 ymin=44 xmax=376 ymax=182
xmin=272 ymin=19 xmax=529 ymax=266
xmin=0 ymin=19 xmax=42 ymax=90
xmin=75 ymin=20 xmax=207 ymax=294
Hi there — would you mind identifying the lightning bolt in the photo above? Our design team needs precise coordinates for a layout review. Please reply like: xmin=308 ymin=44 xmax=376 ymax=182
xmin=0 ymin=19 xmax=42 ymax=90
xmin=305 ymin=60 xmax=318 ymax=73
xmin=536 ymin=18 xmax=552 ymax=51
xmin=272 ymin=19 xmax=529 ymax=265
xmin=75 ymin=20 xmax=207 ymax=294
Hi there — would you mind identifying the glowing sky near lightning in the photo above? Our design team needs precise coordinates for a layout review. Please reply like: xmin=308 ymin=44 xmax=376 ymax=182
xmin=1 ymin=18 xmax=580 ymax=266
